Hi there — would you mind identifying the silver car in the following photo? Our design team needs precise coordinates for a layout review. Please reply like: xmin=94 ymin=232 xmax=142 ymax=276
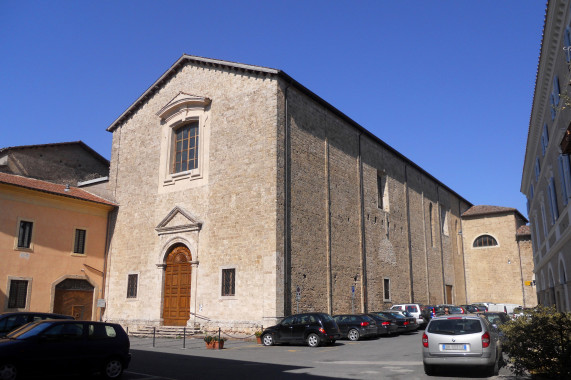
xmin=422 ymin=314 xmax=502 ymax=376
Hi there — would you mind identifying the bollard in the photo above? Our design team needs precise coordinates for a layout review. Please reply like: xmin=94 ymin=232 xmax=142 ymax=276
xmin=218 ymin=327 xmax=221 ymax=350
xmin=153 ymin=327 xmax=156 ymax=348
xmin=183 ymin=327 xmax=186 ymax=349
xmin=126 ymin=326 xmax=129 ymax=336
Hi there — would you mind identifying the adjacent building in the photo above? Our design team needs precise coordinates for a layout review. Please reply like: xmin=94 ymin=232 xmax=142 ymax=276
xmin=0 ymin=172 xmax=116 ymax=320
xmin=522 ymin=0 xmax=571 ymax=312
xmin=461 ymin=206 xmax=536 ymax=308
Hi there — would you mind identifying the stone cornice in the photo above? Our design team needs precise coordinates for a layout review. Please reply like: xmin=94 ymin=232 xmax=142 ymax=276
xmin=523 ymin=0 xmax=566 ymax=192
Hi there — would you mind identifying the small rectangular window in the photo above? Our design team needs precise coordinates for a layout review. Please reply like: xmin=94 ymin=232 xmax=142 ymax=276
xmin=127 ymin=274 xmax=138 ymax=298
xmin=222 ymin=268 xmax=235 ymax=296
xmin=8 ymin=280 xmax=28 ymax=309
xmin=73 ymin=229 xmax=86 ymax=254
xmin=383 ymin=278 xmax=390 ymax=301
xmin=377 ymin=172 xmax=388 ymax=210
xmin=17 ymin=221 xmax=33 ymax=249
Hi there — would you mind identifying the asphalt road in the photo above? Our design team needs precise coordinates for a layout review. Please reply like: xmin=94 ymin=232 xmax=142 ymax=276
xmin=122 ymin=331 xmax=525 ymax=380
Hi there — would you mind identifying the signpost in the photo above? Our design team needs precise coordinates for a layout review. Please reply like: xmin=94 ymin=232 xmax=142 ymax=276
xmin=351 ymin=285 xmax=355 ymax=313
xmin=296 ymin=286 xmax=301 ymax=314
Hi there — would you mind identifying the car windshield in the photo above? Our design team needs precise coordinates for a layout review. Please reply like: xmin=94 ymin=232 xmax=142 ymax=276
xmin=6 ymin=322 xmax=53 ymax=339
xmin=320 ymin=314 xmax=334 ymax=322
xmin=428 ymin=319 xmax=482 ymax=335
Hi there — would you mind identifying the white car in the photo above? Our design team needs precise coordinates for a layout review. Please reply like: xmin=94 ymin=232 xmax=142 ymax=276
xmin=390 ymin=304 xmax=425 ymax=327
xmin=422 ymin=314 xmax=502 ymax=376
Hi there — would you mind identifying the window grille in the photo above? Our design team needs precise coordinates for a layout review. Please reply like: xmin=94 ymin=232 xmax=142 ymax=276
xmin=222 ymin=269 xmax=235 ymax=296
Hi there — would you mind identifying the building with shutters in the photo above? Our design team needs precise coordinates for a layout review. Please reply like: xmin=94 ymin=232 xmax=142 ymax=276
xmin=522 ymin=0 xmax=571 ymax=312
xmin=0 ymin=172 xmax=116 ymax=320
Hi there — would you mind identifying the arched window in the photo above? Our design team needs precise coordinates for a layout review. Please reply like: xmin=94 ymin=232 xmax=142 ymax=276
xmin=473 ymin=235 xmax=498 ymax=248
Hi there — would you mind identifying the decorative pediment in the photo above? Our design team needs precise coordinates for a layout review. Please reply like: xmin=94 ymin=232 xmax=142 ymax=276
xmin=156 ymin=92 xmax=211 ymax=121
xmin=155 ymin=206 xmax=203 ymax=235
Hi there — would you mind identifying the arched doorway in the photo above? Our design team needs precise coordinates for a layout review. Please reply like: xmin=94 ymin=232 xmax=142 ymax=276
xmin=163 ymin=245 xmax=192 ymax=326
xmin=53 ymin=279 xmax=94 ymax=320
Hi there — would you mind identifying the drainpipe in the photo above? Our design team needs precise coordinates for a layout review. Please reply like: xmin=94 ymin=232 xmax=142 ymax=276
xmin=283 ymin=85 xmax=291 ymax=316
xmin=405 ymin=165 xmax=414 ymax=302
xmin=516 ymin=234 xmax=526 ymax=308
xmin=358 ymin=133 xmax=368 ymax=312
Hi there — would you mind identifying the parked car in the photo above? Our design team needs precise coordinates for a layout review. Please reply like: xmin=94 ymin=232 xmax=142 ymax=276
xmin=0 ymin=311 xmax=74 ymax=337
xmin=366 ymin=313 xmax=398 ymax=336
xmin=480 ymin=312 xmax=511 ymax=327
xmin=333 ymin=314 xmax=377 ymax=341
xmin=261 ymin=312 xmax=341 ymax=347
xmin=0 ymin=319 xmax=130 ymax=379
xmin=390 ymin=303 xmax=426 ymax=327
xmin=421 ymin=305 xmax=437 ymax=322
xmin=388 ymin=310 xmax=419 ymax=332
xmin=472 ymin=303 xmax=490 ymax=312
xmin=375 ymin=311 xmax=414 ymax=333
xmin=435 ymin=305 xmax=465 ymax=315
xmin=422 ymin=314 xmax=502 ymax=376
xmin=460 ymin=304 xmax=481 ymax=313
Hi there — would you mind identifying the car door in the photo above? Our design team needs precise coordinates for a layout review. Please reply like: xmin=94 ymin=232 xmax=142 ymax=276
xmin=290 ymin=315 xmax=307 ymax=343
xmin=334 ymin=316 xmax=348 ymax=337
xmin=26 ymin=322 xmax=86 ymax=376
xmin=276 ymin=316 xmax=296 ymax=343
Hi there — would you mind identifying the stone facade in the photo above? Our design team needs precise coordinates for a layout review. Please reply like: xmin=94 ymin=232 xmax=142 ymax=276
xmin=103 ymin=55 xmax=523 ymax=332
xmin=0 ymin=141 xmax=109 ymax=186
xmin=461 ymin=206 xmax=537 ymax=308
xmin=521 ymin=0 xmax=571 ymax=312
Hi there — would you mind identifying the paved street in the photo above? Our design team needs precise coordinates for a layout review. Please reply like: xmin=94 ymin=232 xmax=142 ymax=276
xmin=122 ymin=332 xmax=524 ymax=380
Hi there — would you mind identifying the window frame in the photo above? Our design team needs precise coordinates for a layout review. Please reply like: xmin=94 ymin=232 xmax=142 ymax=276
xmin=157 ymin=93 xmax=210 ymax=190
xmin=171 ymin=121 xmax=200 ymax=174
xmin=472 ymin=234 xmax=499 ymax=248
xmin=126 ymin=273 xmax=138 ymax=299
xmin=6 ymin=277 xmax=32 ymax=311
xmin=221 ymin=268 xmax=236 ymax=298
xmin=377 ymin=172 xmax=389 ymax=211
xmin=15 ymin=219 xmax=34 ymax=251
xmin=72 ymin=228 xmax=87 ymax=255
xmin=383 ymin=278 xmax=391 ymax=302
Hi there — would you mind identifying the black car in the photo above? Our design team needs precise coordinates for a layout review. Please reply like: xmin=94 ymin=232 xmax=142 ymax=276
xmin=366 ymin=313 xmax=398 ymax=336
xmin=0 ymin=312 xmax=74 ymax=337
xmin=375 ymin=311 xmax=415 ymax=333
xmin=261 ymin=312 xmax=340 ymax=347
xmin=333 ymin=314 xmax=377 ymax=341
xmin=0 ymin=320 xmax=131 ymax=379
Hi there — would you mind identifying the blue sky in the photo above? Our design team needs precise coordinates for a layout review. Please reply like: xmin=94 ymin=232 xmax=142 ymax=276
xmin=0 ymin=1 xmax=545 ymax=217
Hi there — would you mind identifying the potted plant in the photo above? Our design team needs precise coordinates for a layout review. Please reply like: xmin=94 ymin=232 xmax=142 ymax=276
xmin=255 ymin=330 xmax=263 ymax=344
xmin=211 ymin=335 xmax=226 ymax=349
xmin=204 ymin=335 xmax=215 ymax=349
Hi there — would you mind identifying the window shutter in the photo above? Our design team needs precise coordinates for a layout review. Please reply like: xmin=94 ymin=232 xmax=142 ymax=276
xmin=554 ymin=76 xmax=561 ymax=106
xmin=535 ymin=158 xmax=541 ymax=181
xmin=558 ymin=156 xmax=569 ymax=205
xmin=530 ymin=183 xmax=534 ymax=199
xmin=563 ymin=155 xmax=571 ymax=203
xmin=566 ymin=28 xmax=571 ymax=62
xmin=548 ymin=178 xmax=559 ymax=224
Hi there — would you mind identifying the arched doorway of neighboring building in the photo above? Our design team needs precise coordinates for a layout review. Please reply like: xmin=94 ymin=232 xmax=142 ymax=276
xmin=162 ymin=245 xmax=192 ymax=326
xmin=53 ymin=279 xmax=95 ymax=320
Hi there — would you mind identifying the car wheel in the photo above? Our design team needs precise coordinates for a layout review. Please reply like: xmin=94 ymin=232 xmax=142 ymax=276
xmin=423 ymin=363 xmax=434 ymax=376
xmin=348 ymin=329 xmax=360 ymax=341
xmin=262 ymin=333 xmax=274 ymax=346
xmin=307 ymin=333 xmax=320 ymax=347
xmin=102 ymin=357 xmax=124 ymax=379
xmin=0 ymin=363 xmax=17 ymax=380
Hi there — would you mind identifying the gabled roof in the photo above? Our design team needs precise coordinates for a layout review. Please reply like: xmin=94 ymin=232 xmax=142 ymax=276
xmin=0 ymin=141 xmax=109 ymax=166
xmin=462 ymin=205 xmax=528 ymax=223
xmin=0 ymin=172 xmax=116 ymax=207
xmin=517 ymin=225 xmax=531 ymax=236
xmin=107 ymin=54 xmax=473 ymax=207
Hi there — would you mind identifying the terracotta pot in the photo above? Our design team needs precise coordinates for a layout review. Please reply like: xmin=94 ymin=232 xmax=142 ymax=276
xmin=256 ymin=336 xmax=262 ymax=344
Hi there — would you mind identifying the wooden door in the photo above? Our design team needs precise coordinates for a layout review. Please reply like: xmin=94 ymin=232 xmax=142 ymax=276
xmin=445 ymin=285 xmax=453 ymax=304
xmin=163 ymin=246 xmax=192 ymax=326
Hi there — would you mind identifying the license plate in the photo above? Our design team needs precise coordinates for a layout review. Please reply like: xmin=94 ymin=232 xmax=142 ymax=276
xmin=443 ymin=344 xmax=467 ymax=350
